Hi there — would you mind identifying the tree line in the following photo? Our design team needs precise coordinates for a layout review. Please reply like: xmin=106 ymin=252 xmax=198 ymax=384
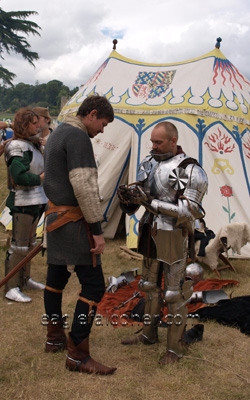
xmin=0 ymin=80 xmax=78 ymax=116
xmin=0 ymin=8 xmax=78 ymax=116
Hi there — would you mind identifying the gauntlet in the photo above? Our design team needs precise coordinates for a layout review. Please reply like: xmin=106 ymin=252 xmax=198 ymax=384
xmin=117 ymin=183 xmax=149 ymax=205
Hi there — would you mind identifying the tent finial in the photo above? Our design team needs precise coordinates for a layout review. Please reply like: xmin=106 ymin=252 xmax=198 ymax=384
xmin=113 ymin=39 xmax=118 ymax=50
xmin=215 ymin=37 xmax=222 ymax=49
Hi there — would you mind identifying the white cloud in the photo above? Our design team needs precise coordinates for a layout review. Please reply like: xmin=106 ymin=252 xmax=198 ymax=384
xmin=1 ymin=0 xmax=250 ymax=88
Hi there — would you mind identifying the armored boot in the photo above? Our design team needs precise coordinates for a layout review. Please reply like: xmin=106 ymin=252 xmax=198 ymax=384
xmin=45 ymin=320 xmax=68 ymax=353
xmin=121 ymin=289 xmax=161 ymax=345
xmin=159 ymin=302 xmax=187 ymax=365
xmin=5 ymin=286 xmax=32 ymax=302
xmin=121 ymin=257 xmax=161 ymax=345
xmin=21 ymin=260 xmax=45 ymax=291
xmin=22 ymin=260 xmax=45 ymax=291
xmin=23 ymin=277 xmax=45 ymax=290
xmin=22 ymin=262 xmax=45 ymax=291
xmin=21 ymin=230 xmax=45 ymax=291
xmin=5 ymin=213 xmax=40 ymax=303
xmin=5 ymin=249 xmax=32 ymax=303
xmin=65 ymin=333 xmax=117 ymax=375
xmin=159 ymin=256 xmax=193 ymax=365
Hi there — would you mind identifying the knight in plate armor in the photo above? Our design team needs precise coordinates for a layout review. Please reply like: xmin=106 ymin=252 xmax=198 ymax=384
xmin=4 ymin=108 xmax=47 ymax=303
xmin=118 ymin=121 xmax=208 ymax=364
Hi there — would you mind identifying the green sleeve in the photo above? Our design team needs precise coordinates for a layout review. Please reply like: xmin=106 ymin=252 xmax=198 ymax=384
xmin=9 ymin=151 xmax=41 ymax=187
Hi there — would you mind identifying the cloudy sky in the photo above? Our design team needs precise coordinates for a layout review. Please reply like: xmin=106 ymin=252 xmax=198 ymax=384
xmin=2 ymin=0 xmax=250 ymax=89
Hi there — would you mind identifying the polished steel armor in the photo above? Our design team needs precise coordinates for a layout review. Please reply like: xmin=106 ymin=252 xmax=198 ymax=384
xmin=5 ymin=139 xmax=48 ymax=206
xmin=137 ymin=153 xmax=208 ymax=264
xmin=185 ymin=262 xmax=204 ymax=285
xmin=135 ymin=151 xmax=208 ymax=358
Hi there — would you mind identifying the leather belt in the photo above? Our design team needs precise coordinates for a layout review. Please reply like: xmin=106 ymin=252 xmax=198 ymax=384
xmin=45 ymin=201 xmax=84 ymax=232
xmin=45 ymin=200 xmax=96 ymax=267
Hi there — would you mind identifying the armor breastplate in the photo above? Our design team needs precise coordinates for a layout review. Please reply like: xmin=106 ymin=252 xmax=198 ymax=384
xmin=152 ymin=153 xmax=189 ymax=230
xmin=138 ymin=152 xmax=207 ymax=264
xmin=5 ymin=139 xmax=48 ymax=206
xmin=151 ymin=153 xmax=188 ymax=202
xmin=5 ymin=140 xmax=44 ymax=175
xmin=137 ymin=155 xmax=158 ymax=197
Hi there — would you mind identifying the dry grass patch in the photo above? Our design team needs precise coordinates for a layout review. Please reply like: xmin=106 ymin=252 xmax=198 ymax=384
xmin=1 ymin=236 xmax=250 ymax=400
xmin=0 ymin=151 xmax=250 ymax=399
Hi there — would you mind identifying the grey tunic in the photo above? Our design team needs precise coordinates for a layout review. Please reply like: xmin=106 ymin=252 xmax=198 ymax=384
xmin=44 ymin=118 xmax=103 ymax=266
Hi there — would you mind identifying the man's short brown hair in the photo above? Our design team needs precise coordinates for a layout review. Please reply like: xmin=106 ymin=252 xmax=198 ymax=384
xmin=77 ymin=95 xmax=114 ymax=122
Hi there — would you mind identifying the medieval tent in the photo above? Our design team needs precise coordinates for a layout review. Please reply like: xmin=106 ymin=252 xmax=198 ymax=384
xmin=58 ymin=38 xmax=250 ymax=257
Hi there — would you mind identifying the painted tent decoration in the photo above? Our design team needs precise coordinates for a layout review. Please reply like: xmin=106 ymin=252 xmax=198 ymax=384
xmin=58 ymin=38 xmax=250 ymax=258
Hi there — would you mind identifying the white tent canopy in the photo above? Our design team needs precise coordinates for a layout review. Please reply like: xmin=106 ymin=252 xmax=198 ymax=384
xmin=58 ymin=39 xmax=250 ymax=258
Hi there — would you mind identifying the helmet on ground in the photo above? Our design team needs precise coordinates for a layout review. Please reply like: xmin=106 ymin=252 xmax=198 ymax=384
xmin=185 ymin=263 xmax=204 ymax=285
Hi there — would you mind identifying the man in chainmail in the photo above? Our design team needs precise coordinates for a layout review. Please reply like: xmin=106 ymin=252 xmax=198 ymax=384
xmin=43 ymin=95 xmax=116 ymax=375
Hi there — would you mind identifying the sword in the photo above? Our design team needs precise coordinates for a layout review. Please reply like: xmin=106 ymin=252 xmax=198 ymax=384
xmin=113 ymin=291 xmax=142 ymax=310
xmin=0 ymin=241 xmax=43 ymax=289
